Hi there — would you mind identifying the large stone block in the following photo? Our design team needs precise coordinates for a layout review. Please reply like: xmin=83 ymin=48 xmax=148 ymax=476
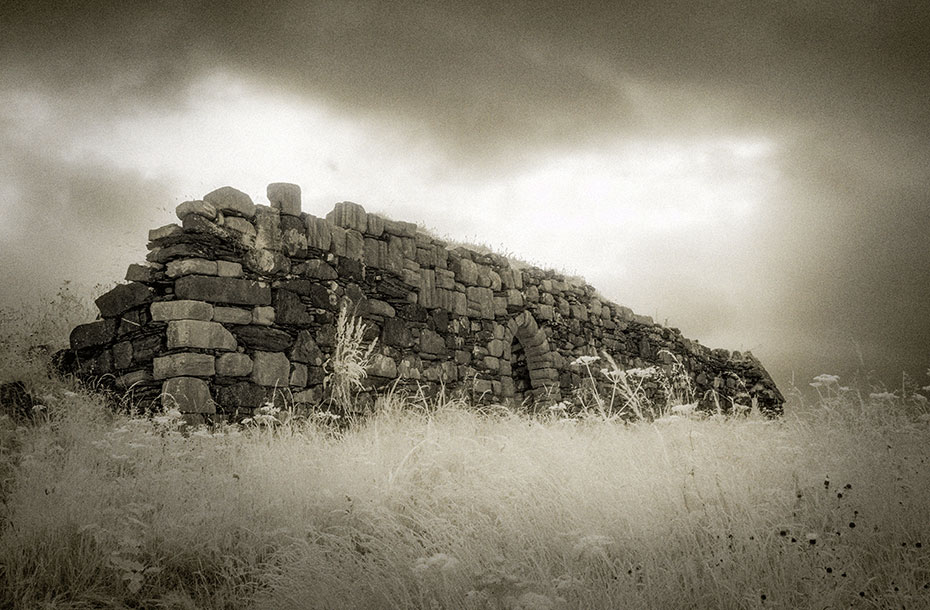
xmin=452 ymin=258 xmax=478 ymax=286
xmin=297 ymin=260 xmax=337 ymax=280
xmin=367 ymin=354 xmax=397 ymax=378
xmin=280 ymin=214 xmax=308 ymax=257
xmin=148 ymin=223 xmax=183 ymax=242
xmin=216 ymin=352 xmax=253 ymax=377
xmin=167 ymin=320 xmax=237 ymax=351
xmin=174 ymin=276 xmax=271 ymax=305
xmin=153 ymin=353 xmax=215 ymax=379
xmin=96 ymin=283 xmax=154 ymax=317
xmin=212 ymin=306 xmax=252 ymax=324
xmin=267 ymin=182 xmax=302 ymax=216
xmin=166 ymin=258 xmax=218 ymax=278
xmin=215 ymin=382 xmax=267 ymax=409
xmin=289 ymin=330 xmax=323 ymax=365
xmin=382 ymin=318 xmax=413 ymax=348
xmin=251 ymin=351 xmax=291 ymax=387
xmin=161 ymin=376 xmax=215 ymax=413
xmin=273 ymin=289 xmax=313 ymax=326
xmin=175 ymin=200 xmax=217 ymax=221
xmin=326 ymin=201 xmax=368 ymax=233
xmin=125 ymin=264 xmax=157 ymax=283
xmin=345 ymin=229 xmax=364 ymax=261
xmin=466 ymin=286 xmax=495 ymax=320
xmin=305 ymin=215 xmax=332 ymax=251
xmin=420 ymin=328 xmax=447 ymax=355
xmin=69 ymin=319 xmax=117 ymax=350
xmin=203 ymin=186 xmax=256 ymax=218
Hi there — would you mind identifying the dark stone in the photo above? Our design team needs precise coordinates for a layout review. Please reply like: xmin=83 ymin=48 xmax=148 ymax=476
xmin=117 ymin=309 xmax=146 ymax=337
xmin=307 ymin=366 xmax=325 ymax=385
xmin=175 ymin=276 xmax=271 ymax=305
xmin=131 ymin=334 xmax=163 ymax=363
xmin=182 ymin=214 xmax=230 ymax=239
xmin=308 ymin=283 xmax=335 ymax=310
xmin=216 ymin=382 xmax=267 ymax=409
xmin=290 ymin=330 xmax=324 ymax=366
xmin=336 ymin=257 xmax=364 ymax=281
xmin=231 ymin=325 xmax=294 ymax=351
xmin=70 ymin=319 xmax=117 ymax=350
xmin=382 ymin=318 xmax=413 ymax=348
xmin=377 ymin=275 xmax=414 ymax=299
xmin=277 ymin=279 xmax=313 ymax=296
xmin=147 ymin=243 xmax=208 ymax=264
xmin=397 ymin=303 xmax=428 ymax=323
xmin=274 ymin=289 xmax=313 ymax=326
xmin=95 ymin=283 xmax=154 ymax=318
xmin=428 ymin=309 xmax=449 ymax=333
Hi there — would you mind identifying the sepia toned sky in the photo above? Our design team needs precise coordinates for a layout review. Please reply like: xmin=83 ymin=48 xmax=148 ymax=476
xmin=2 ymin=1 xmax=929 ymax=393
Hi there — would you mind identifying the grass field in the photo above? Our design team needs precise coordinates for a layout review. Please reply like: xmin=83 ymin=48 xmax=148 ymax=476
xmin=1 ymin=297 xmax=929 ymax=609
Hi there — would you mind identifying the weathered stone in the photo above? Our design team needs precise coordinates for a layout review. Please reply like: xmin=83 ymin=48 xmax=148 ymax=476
xmin=267 ymin=182 xmax=302 ymax=216
xmin=203 ymin=186 xmax=256 ymax=218
xmin=298 ymin=259 xmax=338 ymax=280
xmin=223 ymin=216 xmax=257 ymax=238
xmin=466 ymin=286 xmax=495 ymax=320
xmin=452 ymin=258 xmax=478 ymax=286
xmin=363 ymin=237 xmax=384 ymax=268
xmin=162 ymin=377 xmax=214 ymax=413
xmin=274 ymin=289 xmax=313 ymax=326
xmin=96 ymin=283 xmax=153 ymax=317
xmin=70 ymin=319 xmax=117 ymax=350
xmin=252 ymin=306 xmax=275 ymax=326
xmin=131 ymin=334 xmax=162 ymax=363
xmin=231 ymin=326 xmax=294 ymax=351
xmin=326 ymin=201 xmax=367 ymax=233
xmin=420 ymin=329 xmax=447 ymax=355
xmin=216 ymin=352 xmax=253 ymax=377
xmin=368 ymin=354 xmax=397 ymax=378
xmin=174 ymin=276 xmax=271 ymax=305
xmin=175 ymin=200 xmax=217 ymax=221
xmin=167 ymin=320 xmax=237 ymax=351
xmin=289 ymin=330 xmax=323 ymax=365
xmin=212 ymin=306 xmax=252 ymax=325
xmin=366 ymin=299 xmax=395 ymax=318
xmin=382 ymin=218 xmax=417 ymax=238
xmin=305 ymin=215 xmax=332 ymax=251
xmin=153 ymin=353 xmax=215 ymax=379
xmin=166 ymin=258 xmax=218 ymax=278
xmin=251 ymin=351 xmax=291 ymax=387
xmin=115 ymin=369 xmax=152 ymax=390
xmin=280 ymin=214 xmax=308 ymax=257
xmin=330 ymin=226 xmax=347 ymax=256
xmin=380 ymin=318 xmax=412 ymax=348
xmin=216 ymin=260 xmax=243 ymax=277
xmin=366 ymin=214 xmax=384 ymax=237
xmin=345 ymin=229 xmax=364 ymax=261
xmin=215 ymin=382 xmax=267 ymax=409
xmin=125 ymin=264 xmax=156 ymax=283
xmin=112 ymin=341 xmax=133 ymax=369
xmin=148 ymin=224 xmax=183 ymax=242
xmin=289 ymin=362 xmax=308 ymax=387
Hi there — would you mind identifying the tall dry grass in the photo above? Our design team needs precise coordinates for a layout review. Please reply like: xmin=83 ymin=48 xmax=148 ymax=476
xmin=1 ymin=299 xmax=929 ymax=609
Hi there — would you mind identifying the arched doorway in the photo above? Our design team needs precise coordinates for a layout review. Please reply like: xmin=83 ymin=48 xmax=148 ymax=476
xmin=503 ymin=310 xmax=561 ymax=406
xmin=510 ymin=335 xmax=532 ymax=405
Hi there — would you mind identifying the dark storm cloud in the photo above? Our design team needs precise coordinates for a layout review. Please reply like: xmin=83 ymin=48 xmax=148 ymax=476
xmin=3 ymin=0 xmax=930 ymax=386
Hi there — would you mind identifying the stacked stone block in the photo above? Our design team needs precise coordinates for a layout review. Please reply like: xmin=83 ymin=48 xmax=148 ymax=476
xmin=63 ymin=183 xmax=784 ymax=421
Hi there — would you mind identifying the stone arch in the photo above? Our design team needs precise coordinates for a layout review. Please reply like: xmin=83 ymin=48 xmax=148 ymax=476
xmin=502 ymin=310 xmax=562 ymax=404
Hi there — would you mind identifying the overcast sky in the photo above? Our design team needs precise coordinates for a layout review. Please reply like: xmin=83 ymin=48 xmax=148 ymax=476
xmin=2 ymin=1 xmax=929 ymax=394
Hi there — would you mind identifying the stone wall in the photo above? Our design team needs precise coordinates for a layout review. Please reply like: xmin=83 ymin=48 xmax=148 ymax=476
xmin=60 ymin=183 xmax=784 ymax=421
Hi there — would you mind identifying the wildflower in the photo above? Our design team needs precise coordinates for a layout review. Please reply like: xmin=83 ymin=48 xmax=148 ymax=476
xmin=670 ymin=402 xmax=697 ymax=415
xmin=571 ymin=355 xmax=600 ymax=366
xmin=869 ymin=392 xmax=896 ymax=401
xmin=813 ymin=374 xmax=840 ymax=385
xmin=548 ymin=402 xmax=568 ymax=411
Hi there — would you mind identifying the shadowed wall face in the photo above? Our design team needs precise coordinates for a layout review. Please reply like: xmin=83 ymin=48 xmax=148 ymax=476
xmin=62 ymin=184 xmax=783 ymax=421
